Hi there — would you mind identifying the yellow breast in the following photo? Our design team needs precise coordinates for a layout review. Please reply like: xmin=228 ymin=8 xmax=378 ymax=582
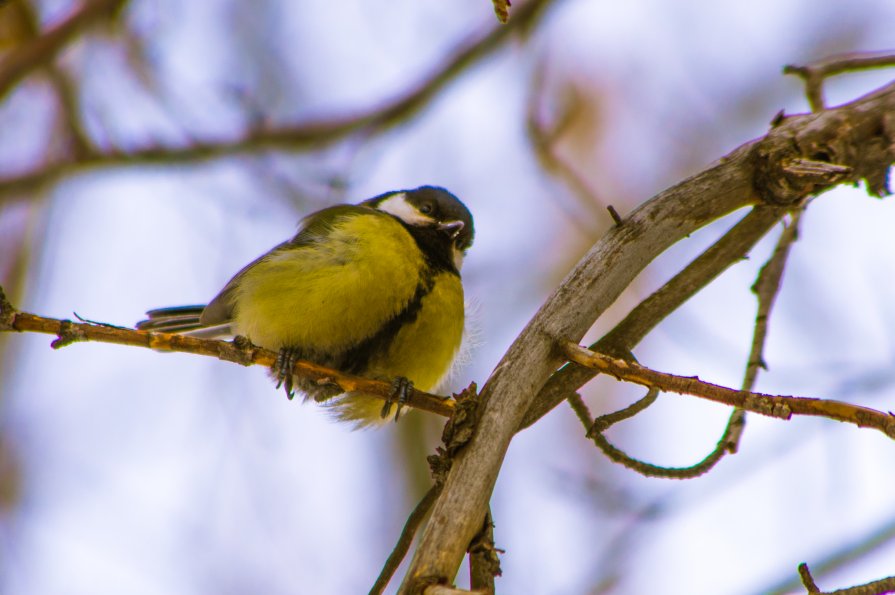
xmin=230 ymin=210 xmax=426 ymax=354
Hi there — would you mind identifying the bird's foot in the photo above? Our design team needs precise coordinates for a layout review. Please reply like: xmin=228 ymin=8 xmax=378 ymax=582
xmin=381 ymin=376 xmax=414 ymax=422
xmin=274 ymin=347 xmax=300 ymax=400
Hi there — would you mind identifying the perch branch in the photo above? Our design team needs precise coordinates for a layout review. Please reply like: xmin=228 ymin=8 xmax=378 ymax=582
xmin=0 ymin=287 xmax=453 ymax=417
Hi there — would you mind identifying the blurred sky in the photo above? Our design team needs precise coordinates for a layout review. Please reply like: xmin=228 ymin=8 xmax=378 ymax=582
xmin=2 ymin=0 xmax=895 ymax=594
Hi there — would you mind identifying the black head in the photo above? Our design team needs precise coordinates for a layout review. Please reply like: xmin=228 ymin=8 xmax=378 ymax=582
xmin=365 ymin=186 xmax=475 ymax=257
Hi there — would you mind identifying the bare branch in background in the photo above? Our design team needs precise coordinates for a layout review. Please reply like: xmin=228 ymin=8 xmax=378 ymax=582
xmin=526 ymin=62 xmax=608 ymax=236
xmin=763 ymin=514 xmax=895 ymax=595
xmin=0 ymin=0 xmax=563 ymax=200
xmin=0 ymin=0 xmax=127 ymax=100
xmin=370 ymin=486 xmax=442 ymax=595
xmin=7 ymin=0 xmax=94 ymax=158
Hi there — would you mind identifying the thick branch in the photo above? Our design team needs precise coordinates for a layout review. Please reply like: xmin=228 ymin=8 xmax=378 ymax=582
xmin=563 ymin=343 xmax=895 ymax=440
xmin=0 ymin=290 xmax=453 ymax=417
xmin=401 ymin=79 xmax=895 ymax=590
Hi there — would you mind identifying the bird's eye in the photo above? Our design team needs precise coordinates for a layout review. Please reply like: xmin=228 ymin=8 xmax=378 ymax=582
xmin=420 ymin=203 xmax=434 ymax=215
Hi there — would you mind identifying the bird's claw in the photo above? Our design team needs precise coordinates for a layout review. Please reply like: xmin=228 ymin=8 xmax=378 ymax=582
xmin=275 ymin=347 xmax=299 ymax=400
xmin=381 ymin=377 xmax=413 ymax=422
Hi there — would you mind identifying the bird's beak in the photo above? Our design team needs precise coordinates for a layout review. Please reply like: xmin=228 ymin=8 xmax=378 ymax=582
xmin=438 ymin=220 xmax=464 ymax=239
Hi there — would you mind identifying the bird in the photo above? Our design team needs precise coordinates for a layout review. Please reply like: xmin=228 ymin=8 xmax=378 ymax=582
xmin=136 ymin=185 xmax=474 ymax=426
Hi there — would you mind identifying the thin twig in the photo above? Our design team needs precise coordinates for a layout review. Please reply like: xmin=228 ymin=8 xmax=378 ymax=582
xmin=586 ymin=387 xmax=659 ymax=435
xmin=797 ymin=563 xmax=895 ymax=595
xmin=725 ymin=210 xmax=804 ymax=452
xmin=491 ymin=0 xmax=510 ymax=23
xmin=562 ymin=342 xmax=895 ymax=440
xmin=800 ymin=563 xmax=821 ymax=593
xmin=423 ymin=586 xmax=488 ymax=595
xmin=0 ymin=287 xmax=453 ymax=417
xmin=571 ymin=391 xmax=743 ymax=479
xmin=370 ymin=485 xmax=442 ymax=595
xmin=762 ymin=514 xmax=895 ymax=595
xmin=562 ymin=206 xmax=829 ymax=478
xmin=784 ymin=50 xmax=895 ymax=111
xmin=744 ymin=211 xmax=802 ymax=389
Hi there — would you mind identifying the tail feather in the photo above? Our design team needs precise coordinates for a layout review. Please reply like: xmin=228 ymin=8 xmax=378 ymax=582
xmin=136 ymin=305 xmax=232 ymax=337
xmin=144 ymin=305 xmax=206 ymax=319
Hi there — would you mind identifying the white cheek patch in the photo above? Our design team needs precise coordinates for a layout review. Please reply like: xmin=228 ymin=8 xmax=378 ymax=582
xmin=452 ymin=247 xmax=465 ymax=271
xmin=376 ymin=193 xmax=434 ymax=226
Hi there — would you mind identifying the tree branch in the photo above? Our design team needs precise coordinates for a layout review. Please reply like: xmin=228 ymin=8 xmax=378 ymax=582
xmin=0 ymin=0 xmax=127 ymax=101
xmin=763 ymin=514 xmax=895 ymax=595
xmin=0 ymin=287 xmax=454 ymax=417
xmin=520 ymin=205 xmax=785 ymax=429
xmin=563 ymin=342 xmax=895 ymax=440
xmin=491 ymin=0 xmax=510 ymax=23
xmin=798 ymin=563 xmax=895 ymax=595
xmin=370 ymin=485 xmax=442 ymax=595
xmin=564 ymin=185 xmax=804 ymax=480
xmin=400 ymin=78 xmax=895 ymax=590
xmin=0 ymin=0 xmax=562 ymax=200
xmin=784 ymin=50 xmax=895 ymax=111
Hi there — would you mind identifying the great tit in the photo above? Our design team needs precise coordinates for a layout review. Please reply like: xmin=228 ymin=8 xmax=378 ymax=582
xmin=137 ymin=186 xmax=474 ymax=426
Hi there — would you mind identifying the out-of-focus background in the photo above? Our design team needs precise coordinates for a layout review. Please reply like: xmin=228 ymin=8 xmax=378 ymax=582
xmin=2 ymin=0 xmax=895 ymax=593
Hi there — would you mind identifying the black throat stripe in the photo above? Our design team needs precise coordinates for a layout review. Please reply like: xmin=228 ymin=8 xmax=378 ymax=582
xmin=341 ymin=268 xmax=437 ymax=375
xmin=401 ymin=223 xmax=460 ymax=276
